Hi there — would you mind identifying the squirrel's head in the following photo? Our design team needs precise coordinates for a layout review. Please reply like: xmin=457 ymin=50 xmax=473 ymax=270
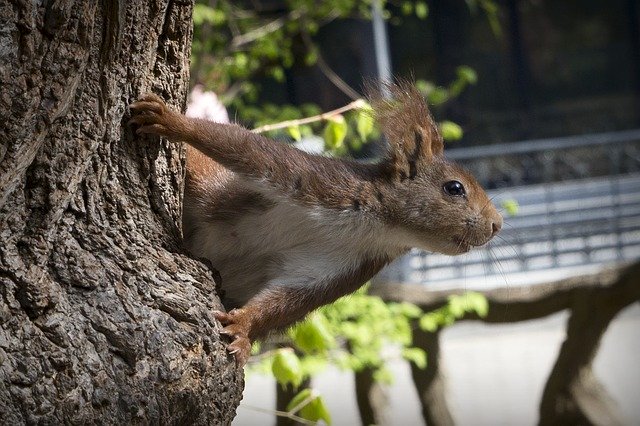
xmin=373 ymin=81 xmax=502 ymax=255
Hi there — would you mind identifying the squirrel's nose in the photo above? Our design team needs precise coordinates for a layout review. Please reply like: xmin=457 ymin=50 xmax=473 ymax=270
xmin=491 ymin=215 xmax=503 ymax=237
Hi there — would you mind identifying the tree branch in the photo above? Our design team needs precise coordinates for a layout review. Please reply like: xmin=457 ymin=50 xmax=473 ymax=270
xmin=301 ymin=30 xmax=362 ymax=101
xmin=252 ymin=99 xmax=367 ymax=133
xmin=231 ymin=8 xmax=307 ymax=49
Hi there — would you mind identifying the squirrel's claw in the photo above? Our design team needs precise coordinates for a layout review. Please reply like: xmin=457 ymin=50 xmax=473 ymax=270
xmin=213 ymin=309 xmax=252 ymax=367
xmin=129 ymin=94 xmax=177 ymax=138
xmin=129 ymin=100 xmax=165 ymax=115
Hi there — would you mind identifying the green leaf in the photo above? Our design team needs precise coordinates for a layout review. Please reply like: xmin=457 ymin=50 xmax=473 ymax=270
xmin=372 ymin=366 xmax=394 ymax=384
xmin=269 ymin=66 xmax=285 ymax=82
xmin=456 ymin=66 xmax=478 ymax=84
xmin=323 ymin=115 xmax=347 ymax=151
xmin=286 ymin=388 xmax=312 ymax=412
xmin=440 ymin=121 xmax=463 ymax=141
xmin=287 ymin=125 xmax=302 ymax=141
xmin=501 ymin=199 xmax=519 ymax=216
xmin=401 ymin=1 xmax=413 ymax=15
xmin=393 ymin=302 xmax=423 ymax=319
xmin=415 ymin=79 xmax=435 ymax=96
xmin=301 ymin=395 xmax=332 ymax=424
xmin=415 ymin=1 xmax=429 ymax=19
xmin=272 ymin=348 xmax=303 ymax=389
xmin=419 ymin=313 xmax=439 ymax=332
xmin=287 ymin=389 xmax=332 ymax=425
xmin=428 ymin=87 xmax=449 ymax=105
xmin=193 ymin=4 xmax=225 ymax=26
xmin=355 ymin=108 xmax=374 ymax=141
xmin=300 ymin=125 xmax=314 ymax=138
xmin=290 ymin=314 xmax=335 ymax=354
xmin=402 ymin=348 xmax=427 ymax=369
xmin=305 ymin=47 xmax=319 ymax=66
xmin=462 ymin=292 xmax=489 ymax=317
xmin=447 ymin=295 xmax=466 ymax=318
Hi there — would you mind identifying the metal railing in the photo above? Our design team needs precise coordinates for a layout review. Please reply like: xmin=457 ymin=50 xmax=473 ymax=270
xmin=378 ymin=130 xmax=640 ymax=289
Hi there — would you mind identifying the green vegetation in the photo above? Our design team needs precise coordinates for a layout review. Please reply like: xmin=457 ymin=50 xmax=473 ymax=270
xmin=191 ymin=0 xmax=492 ymax=155
xmin=248 ymin=288 xmax=489 ymax=423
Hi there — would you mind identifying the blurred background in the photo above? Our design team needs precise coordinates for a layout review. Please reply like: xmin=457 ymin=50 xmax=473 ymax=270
xmin=189 ymin=0 xmax=640 ymax=424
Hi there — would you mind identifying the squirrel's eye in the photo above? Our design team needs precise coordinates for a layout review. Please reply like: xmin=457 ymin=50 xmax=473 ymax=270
xmin=443 ymin=180 xmax=466 ymax=197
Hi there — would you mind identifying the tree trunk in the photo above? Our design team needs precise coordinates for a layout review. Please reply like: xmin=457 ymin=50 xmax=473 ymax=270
xmin=410 ymin=329 xmax=453 ymax=426
xmin=276 ymin=379 xmax=311 ymax=426
xmin=0 ymin=1 xmax=243 ymax=424
xmin=354 ymin=366 xmax=389 ymax=426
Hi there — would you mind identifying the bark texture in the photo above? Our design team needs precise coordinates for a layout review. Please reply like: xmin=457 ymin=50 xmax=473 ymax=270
xmin=0 ymin=1 xmax=243 ymax=424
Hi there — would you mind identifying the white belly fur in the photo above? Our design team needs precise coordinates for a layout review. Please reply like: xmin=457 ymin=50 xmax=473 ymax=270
xmin=184 ymin=190 xmax=394 ymax=306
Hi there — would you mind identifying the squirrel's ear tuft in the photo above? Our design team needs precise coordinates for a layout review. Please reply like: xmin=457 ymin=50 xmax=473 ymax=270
xmin=369 ymin=79 xmax=444 ymax=179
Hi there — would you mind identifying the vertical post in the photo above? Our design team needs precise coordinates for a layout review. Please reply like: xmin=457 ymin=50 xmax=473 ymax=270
xmin=627 ymin=0 xmax=640 ymax=126
xmin=506 ymin=0 xmax=532 ymax=111
xmin=372 ymin=0 xmax=392 ymax=90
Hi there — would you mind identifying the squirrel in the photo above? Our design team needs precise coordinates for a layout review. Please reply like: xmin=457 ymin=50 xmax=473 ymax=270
xmin=129 ymin=82 xmax=502 ymax=366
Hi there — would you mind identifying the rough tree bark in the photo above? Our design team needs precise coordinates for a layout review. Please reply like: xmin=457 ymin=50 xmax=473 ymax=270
xmin=0 ymin=1 xmax=243 ymax=423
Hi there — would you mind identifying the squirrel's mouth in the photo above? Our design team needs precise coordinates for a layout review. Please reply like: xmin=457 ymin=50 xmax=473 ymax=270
xmin=451 ymin=234 xmax=490 ymax=253
xmin=451 ymin=237 xmax=471 ymax=253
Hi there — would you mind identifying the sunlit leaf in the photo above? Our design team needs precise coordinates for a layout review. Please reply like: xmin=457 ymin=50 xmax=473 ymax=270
xmin=287 ymin=388 xmax=313 ymax=412
xmin=419 ymin=313 xmax=439 ymax=332
xmin=447 ymin=295 xmax=466 ymax=318
xmin=415 ymin=79 xmax=435 ymax=96
xmin=463 ymin=292 xmax=489 ymax=317
xmin=440 ymin=121 xmax=463 ymax=141
xmin=301 ymin=394 xmax=332 ymax=424
xmin=415 ymin=1 xmax=429 ymax=19
xmin=287 ymin=125 xmax=302 ymax=141
xmin=428 ymin=87 xmax=449 ymax=105
xmin=355 ymin=108 xmax=374 ymax=141
xmin=393 ymin=302 xmax=423 ymax=319
xmin=402 ymin=347 xmax=427 ymax=369
xmin=323 ymin=115 xmax=347 ymax=151
xmin=287 ymin=389 xmax=332 ymax=425
xmin=290 ymin=314 xmax=335 ymax=354
xmin=272 ymin=348 xmax=303 ymax=388
xmin=502 ymin=199 xmax=519 ymax=216
xmin=372 ymin=366 xmax=394 ymax=384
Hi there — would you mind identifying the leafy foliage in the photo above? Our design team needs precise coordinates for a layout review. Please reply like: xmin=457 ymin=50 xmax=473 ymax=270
xmin=191 ymin=1 xmax=493 ymax=154
xmin=248 ymin=287 xmax=489 ymax=423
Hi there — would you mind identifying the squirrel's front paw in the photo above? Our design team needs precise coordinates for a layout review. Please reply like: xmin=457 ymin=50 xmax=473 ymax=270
xmin=213 ymin=309 xmax=252 ymax=367
xmin=129 ymin=93 xmax=181 ymax=139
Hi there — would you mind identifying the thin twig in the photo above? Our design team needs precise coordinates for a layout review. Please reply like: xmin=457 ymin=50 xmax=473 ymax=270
xmin=246 ymin=348 xmax=283 ymax=363
xmin=231 ymin=8 xmax=306 ymax=48
xmin=240 ymin=404 xmax=317 ymax=425
xmin=286 ymin=390 xmax=319 ymax=415
xmin=252 ymin=99 xmax=367 ymax=133
xmin=301 ymin=31 xmax=361 ymax=101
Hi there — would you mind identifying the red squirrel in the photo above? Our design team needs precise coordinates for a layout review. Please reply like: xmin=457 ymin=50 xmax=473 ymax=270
xmin=129 ymin=82 xmax=502 ymax=366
